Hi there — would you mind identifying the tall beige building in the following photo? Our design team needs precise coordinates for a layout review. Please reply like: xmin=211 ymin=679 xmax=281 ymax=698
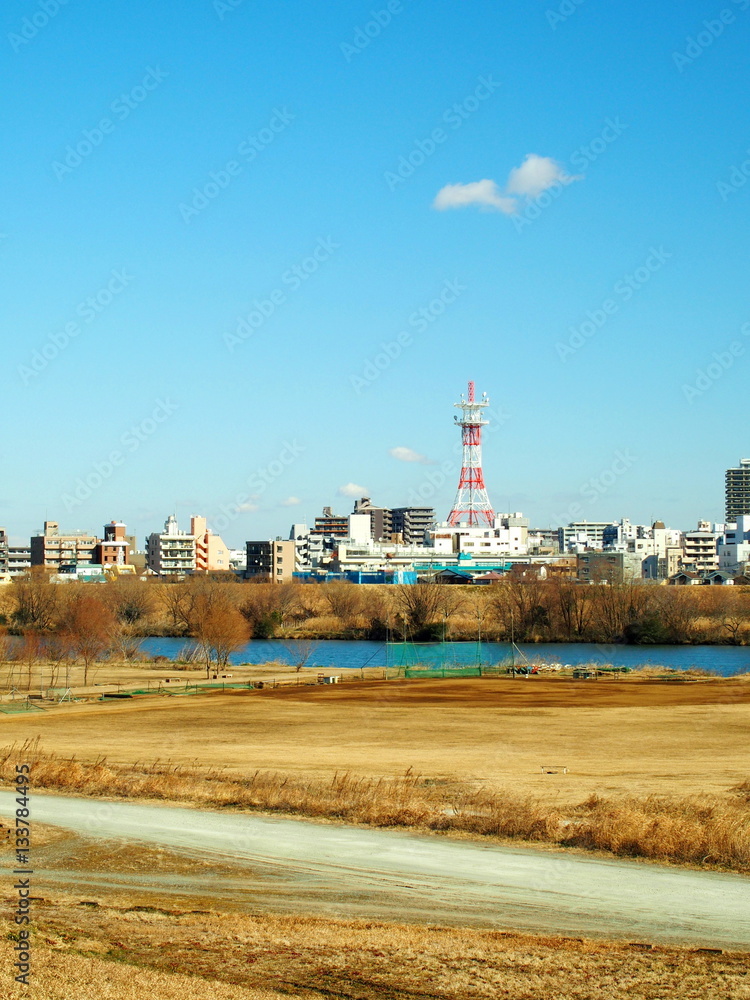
xmin=146 ymin=514 xmax=231 ymax=576
xmin=30 ymin=521 xmax=98 ymax=569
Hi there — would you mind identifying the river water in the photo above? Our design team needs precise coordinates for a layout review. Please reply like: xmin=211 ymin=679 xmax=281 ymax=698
xmin=138 ymin=638 xmax=750 ymax=677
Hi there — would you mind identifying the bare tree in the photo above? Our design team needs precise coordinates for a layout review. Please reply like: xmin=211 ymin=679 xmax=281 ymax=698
xmin=16 ymin=632 xmax=43 ymax=692
xmin=322 ymin=582 xmax=363 ymax=631
xmin=280 ymin=638 xmax=320 ymax=672
xmin=192 ymin=597 xmax=250 ymax=677
xmin=11 ymin=572 xmax=59 ymax=631
xmin=59 ymin=594 xmax=117 ymax=685
xmin=393 ymin=584 xmax=446 ymax=639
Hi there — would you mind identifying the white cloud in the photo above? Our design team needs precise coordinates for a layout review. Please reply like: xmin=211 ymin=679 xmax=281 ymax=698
xmin=280 ymin=496 xmax=301 ymax=507
xmin=238 ymin=502 xmax=259 ymax=512
xmin=506 ymin=154 xmax=578 ymax=198
xmin=433 ymin=154 xmax=581 ymax=216
xmin=433 ymin=179 xmax=517 ymax=214
xmin=389 ymin=446 xmax=433 ymax=465
xmin=337 ymin=482 xmax=368 ymax=498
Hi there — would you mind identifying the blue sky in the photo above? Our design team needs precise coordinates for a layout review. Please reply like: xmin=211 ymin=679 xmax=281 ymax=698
xmin=2 ymin=0 xmax=750 ymax=547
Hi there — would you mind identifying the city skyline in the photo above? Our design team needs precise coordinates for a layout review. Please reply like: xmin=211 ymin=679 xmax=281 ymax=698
xmin=3 ymin=1 xmax=749 ymax=547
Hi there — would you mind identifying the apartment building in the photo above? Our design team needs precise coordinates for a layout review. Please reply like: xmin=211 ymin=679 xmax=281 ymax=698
xmin=95 ymin=521 xmax=130 ymax=567
xmin=310 ymin=507 xmax=350 ymax=537
xmin=681 ymin=520 xmax=722 ymax=573
xmin=559 ymin=521 xmax=615 ymax=552
xmin=30 ymin=521 xmax=98 ymax=569
xmin=353 ymin=497 xmax=393 ymax=541
xmin=246 ymin=539 xmax=295 ymax=582
xmin=146 ymin=514 xmax=231 ymax=576
xmin=577 ymin=551 xmax=642 ymax=584
xmin=725 ymin=458 xmax=750 ymax=522
xmin=391 ymin=506 xmax=434 ymax=545
xmin=192 ymin=515 xmax=232 ymax=572
xmin=8 ymin=546 xmax=31 ymax=576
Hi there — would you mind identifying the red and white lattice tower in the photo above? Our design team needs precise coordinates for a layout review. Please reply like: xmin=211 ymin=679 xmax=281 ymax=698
xmin=447 ymin=381 xmax=495 ymax=527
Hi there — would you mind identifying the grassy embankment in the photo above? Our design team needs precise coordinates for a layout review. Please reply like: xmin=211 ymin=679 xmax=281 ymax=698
xmin=2 ymin=738 xmax=749 ymax=873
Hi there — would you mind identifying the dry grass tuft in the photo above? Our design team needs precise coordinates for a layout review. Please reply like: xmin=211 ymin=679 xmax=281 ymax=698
xmin=6 ymin=900 xmax=750 ymax=1000
xmin=3 ymin=738 xmax=749 ymax=872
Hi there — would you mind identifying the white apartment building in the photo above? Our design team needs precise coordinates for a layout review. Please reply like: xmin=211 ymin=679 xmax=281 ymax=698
xmin=603 ymin=519 xmax=684 ymax=579
xmin=718 ymin=515 xmax=750 ymax=573
xmin=681 ymin=520 xmax=723 ymax=574
xmin=559 ymin=521 xmax=616 ymax=553
xmin=146 ymin=515 xmax=196 ymax=576
xmin=429 ymin=513 xmax=529 ymax=557
xmin=146 ymin=514 xmax=231 ymax=576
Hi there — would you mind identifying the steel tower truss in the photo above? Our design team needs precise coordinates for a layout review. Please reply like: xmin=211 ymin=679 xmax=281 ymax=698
xmin=447 ymin=380 xmax=495 ymax=527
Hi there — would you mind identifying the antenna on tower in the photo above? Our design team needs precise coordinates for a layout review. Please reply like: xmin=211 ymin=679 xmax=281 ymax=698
xmin=447 ymin=380 xmax=495 ymax=527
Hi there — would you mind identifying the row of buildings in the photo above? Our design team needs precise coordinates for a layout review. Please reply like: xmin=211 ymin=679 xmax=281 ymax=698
xmin=3 ymin=458 xmax=750 ymax=586
xmin=246 ymin=504 xmax=750 ymax=586
xmin=0 ymin=516 xmax=244 ymax=582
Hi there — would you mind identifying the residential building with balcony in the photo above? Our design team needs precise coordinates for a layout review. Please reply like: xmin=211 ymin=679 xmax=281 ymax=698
xmin=353 ymin=497 xmax=393 ymax=541
xmin=146 ymin=515 xmax=196 ymax=576
xmin=192 ymin=516 xmax=231 ymax=572
xmin=681 ymin=520 xmax=722 ymax=573
xmin=8 ymin=545 xmax=31 ymax=576
xmin=310 ymin=507 xmax=350 ymax=537
xmin=391 ymin=506 xmax=435 ymax=545
xmin=31 ymin=521 xmax=98 ymax=569
xmin=246 ymin=538 xmax=295 ymax=582
xmin=559 ymin=521 xmax=616 ymax=553
xmin=725 ymin=458 xmax=750 ymax=522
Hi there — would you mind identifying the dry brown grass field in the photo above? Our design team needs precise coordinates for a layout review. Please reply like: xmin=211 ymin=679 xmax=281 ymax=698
xmin=2 ymin=674 xmax=749 ymax=997
xmin=1 ymin=675 xmax=749 ymax=870
xmin=3 ymin=895 xmax=749 ymax=1000
xmin=2 ymin=675 xmax=748 ymax=800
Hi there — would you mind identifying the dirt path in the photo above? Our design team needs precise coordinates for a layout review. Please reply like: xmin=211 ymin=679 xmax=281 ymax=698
xmin=5 ymin=791 xmax=749 ymax=951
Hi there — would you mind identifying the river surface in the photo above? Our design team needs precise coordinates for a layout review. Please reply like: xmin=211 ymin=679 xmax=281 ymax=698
xmin=5 ymin=791 xmax=748 ymax=949
xmin=138 ymin=637 xmax=750 ymax=676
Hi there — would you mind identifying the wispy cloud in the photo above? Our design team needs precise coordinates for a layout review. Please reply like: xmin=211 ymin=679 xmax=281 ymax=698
xmin=432 ymin=180 xmax=516 ymax=214
xmin=337 ymin=482 xmax=368 ymax=498
xmin=433 ymin=154 xmax=581 ymax=215
xmin=280 ymin=496 xmax=301 ymax=507
xmin=506 ymin=154 xmax=578 ymax=197
xmin=389 ymin=446 xmax=433 ymax=465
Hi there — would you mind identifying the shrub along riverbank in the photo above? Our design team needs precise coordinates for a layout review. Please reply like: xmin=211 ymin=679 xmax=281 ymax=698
xmin=1 ymin=576 xmax=749 ymax=654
